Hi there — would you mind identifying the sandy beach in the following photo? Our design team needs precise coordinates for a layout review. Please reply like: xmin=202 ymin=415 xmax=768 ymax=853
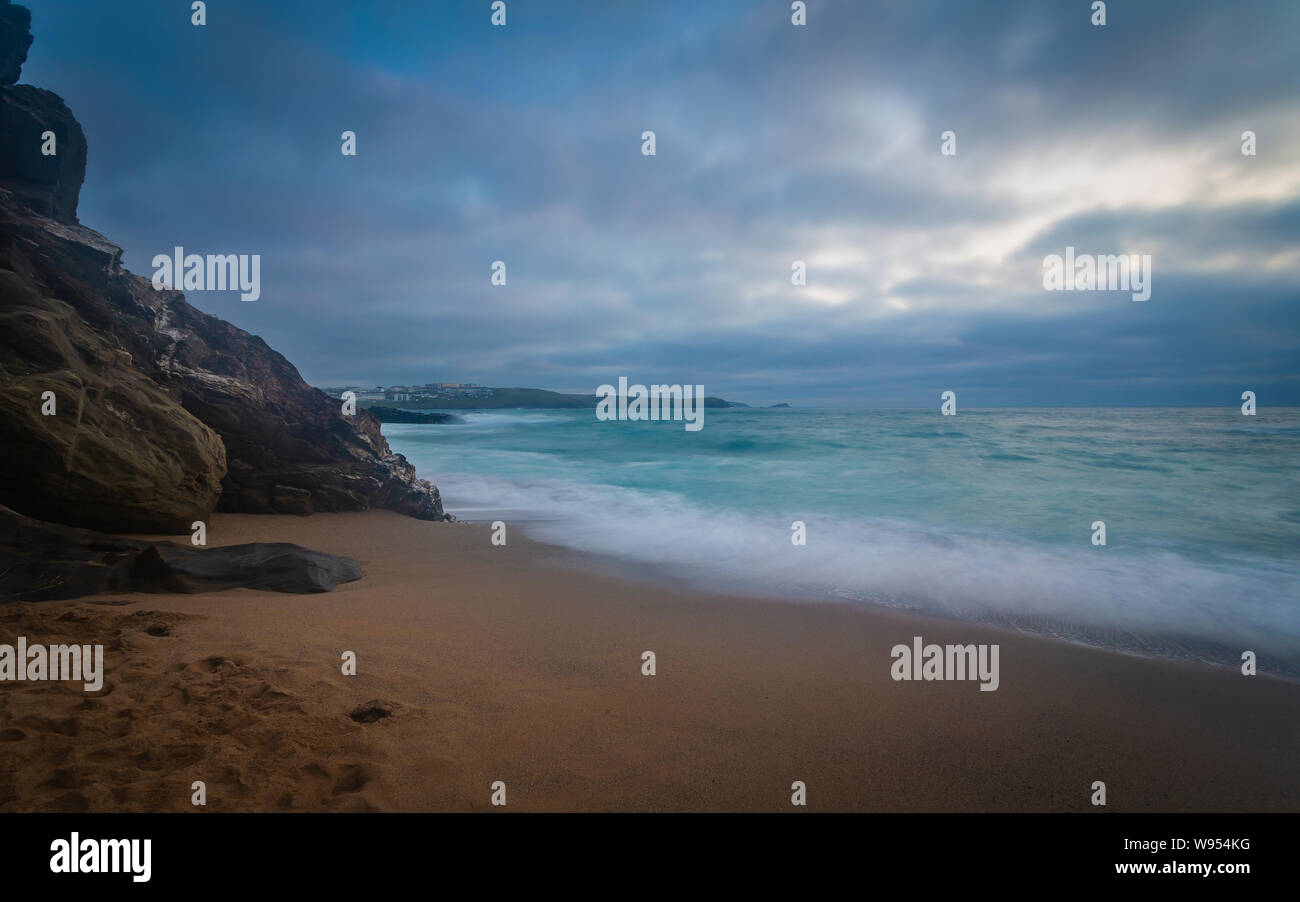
xmin=0 ymin=510 xmax=1296 ymax=813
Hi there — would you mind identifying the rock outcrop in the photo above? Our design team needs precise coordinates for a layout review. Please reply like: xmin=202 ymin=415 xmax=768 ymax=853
xmin=0 ymin=255 xmax=229 ymax=534
xmin=148 ymin=288 xmax=446 ymax=521
xmin=0 ymin=2 xmax=84 ymax=223
xmin=0 ymin=505 xmax=362 ymax=600
xmin=0 ymin=2 xmax=446 ymax=536
xmin=0 ymin=83 xmax=85 ymax=222
xmin=0 ymin=0 xmax=32 ymax=87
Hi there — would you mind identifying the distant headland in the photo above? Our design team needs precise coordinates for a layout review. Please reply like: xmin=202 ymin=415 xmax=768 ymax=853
xmin=317 ymin=383 xmax=783 ymax=411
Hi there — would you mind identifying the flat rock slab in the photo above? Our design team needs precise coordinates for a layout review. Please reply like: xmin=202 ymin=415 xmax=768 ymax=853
xmin=0 ymin=505 xmax=362 ymax=601
xmin=128 ymin=542 xmax=362 ymax=594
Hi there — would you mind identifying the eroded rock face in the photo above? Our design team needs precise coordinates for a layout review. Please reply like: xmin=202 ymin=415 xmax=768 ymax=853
xmin=0 ymin=265 xmax=229 ymax=533
xmin=0 ymin=191 xmax=447 ymax=528
xmin=143 ymin=277 xmax=446 ymax=521
xmin=0 ymin=0 xmax=447 ymax=531
xmin=0 ymin=85 xmax=85 ymax=223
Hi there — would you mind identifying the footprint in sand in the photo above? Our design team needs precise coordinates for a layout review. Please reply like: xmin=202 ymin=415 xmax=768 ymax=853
xmin=349 ymin=700 xmax=398 ymax=723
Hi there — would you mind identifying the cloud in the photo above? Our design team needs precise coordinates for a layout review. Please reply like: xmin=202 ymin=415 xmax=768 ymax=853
xmin=21 ymin=0 xmax=1300 ymax=403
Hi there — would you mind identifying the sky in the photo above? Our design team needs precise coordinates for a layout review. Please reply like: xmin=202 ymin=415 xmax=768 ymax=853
xmin=20 ymin=0 xmax=1300 ymax=406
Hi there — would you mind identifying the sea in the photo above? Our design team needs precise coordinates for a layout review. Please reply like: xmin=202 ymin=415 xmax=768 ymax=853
xmin=384 ymin=407 xmax=1300 ymax=674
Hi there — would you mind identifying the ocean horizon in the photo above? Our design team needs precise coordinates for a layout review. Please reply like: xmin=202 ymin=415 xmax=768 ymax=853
xmin=387 ymin=405 xmax=1300 ymax=673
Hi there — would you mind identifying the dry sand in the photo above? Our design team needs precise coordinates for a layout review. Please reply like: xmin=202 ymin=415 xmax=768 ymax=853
xmin=1 ymin=510 xmax=1296 ymax=812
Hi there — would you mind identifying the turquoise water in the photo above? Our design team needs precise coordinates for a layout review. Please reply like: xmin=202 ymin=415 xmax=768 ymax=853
xmin=385 ymin=408 xmax=1300 ymax=670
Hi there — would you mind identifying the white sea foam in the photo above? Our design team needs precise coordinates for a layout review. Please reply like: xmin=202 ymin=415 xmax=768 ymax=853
xmin=438 ymin=469 xmax=1300 ymax=666
xmin=387 ymin=407 xmax=1300 ymax=671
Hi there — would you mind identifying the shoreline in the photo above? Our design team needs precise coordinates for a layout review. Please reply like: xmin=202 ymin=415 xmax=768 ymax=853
xmin=1 ymin=509 xmax=1296 ymax=812
xmin=461 ymin=515 xmax=1300 ymax=685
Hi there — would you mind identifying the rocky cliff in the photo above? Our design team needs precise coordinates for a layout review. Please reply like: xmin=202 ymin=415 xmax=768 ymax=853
xmin=0 ymin=0 xmax=83 ymax=223
xmin=0 ymin=0 xmax=446 ymax=535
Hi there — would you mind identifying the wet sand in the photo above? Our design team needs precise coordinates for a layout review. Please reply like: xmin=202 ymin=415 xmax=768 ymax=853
xmin=1 ymin=509 xmax=1296 ymax=812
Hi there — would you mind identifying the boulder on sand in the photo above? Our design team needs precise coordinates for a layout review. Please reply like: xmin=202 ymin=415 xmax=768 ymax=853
xmin=0 ymin=505 xmax=363 ymax=601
